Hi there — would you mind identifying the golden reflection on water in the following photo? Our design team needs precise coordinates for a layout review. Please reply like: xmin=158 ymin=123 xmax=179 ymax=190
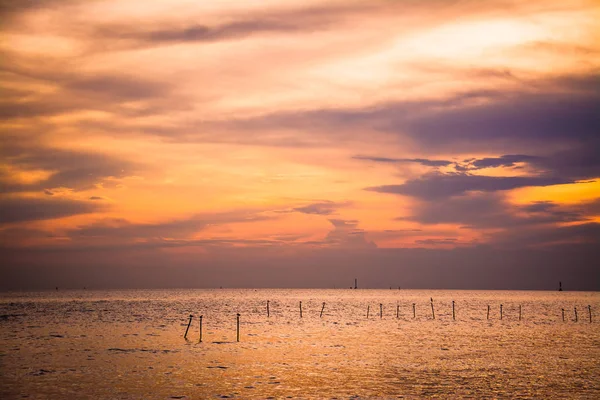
xmin=1 ymin=289 xmax=599 ymax=399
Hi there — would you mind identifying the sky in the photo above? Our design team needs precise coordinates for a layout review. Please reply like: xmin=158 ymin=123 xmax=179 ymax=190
xmin=1 ymin=0 xmax=599 ymax=290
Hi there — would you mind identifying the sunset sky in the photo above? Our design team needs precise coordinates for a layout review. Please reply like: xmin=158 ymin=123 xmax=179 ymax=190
xmin=1 ymin=0 xmax=599 ymax=290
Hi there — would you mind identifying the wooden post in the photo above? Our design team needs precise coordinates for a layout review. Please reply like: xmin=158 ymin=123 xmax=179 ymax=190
xmin=487 ymin=305 xmax=490 ymax=320
xmin=452 ymin=301 xmax=455 ymax=321
xmin=500 ymin=304 xmax=503 ymax=320
xmin=562 ymin=308 xmax=565 ymax=322
xmin=299 ymin=301 xmax=303 ymax=318
xmin=412 ymin=303 xmax=416 ymax=319
xmin=430 ymin=298 xmax=435 ymax=320
xmin=267 ymin=300 xmax=270 ymax=318
xmin=236 ymin=313 xmax=240 ymax=342
xmin=380 ymin=303 xmax=383 ymax=319
xmin=588 ymin=305 xmax=592 ymax=323
xmin=198 ymin=315 xmax=203 ymax=343
xmin=320 ymin=302 xmax=325 ymax=318
xmin=574 ymin=307 xmax=578 ymax=322
xmin=367 ymin=305 xmax=370 ymax=319
xmin=184 ymin=315 xmax=193 ymax=339
xmin=519 ymin=305 xmax=522 ymax=321
xmin=396 ymin=304 xmax=399 ymax=319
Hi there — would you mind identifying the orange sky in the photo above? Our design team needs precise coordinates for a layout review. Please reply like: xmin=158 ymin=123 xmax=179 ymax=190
xmin=1 ymin=0 xmax=599 ymax=289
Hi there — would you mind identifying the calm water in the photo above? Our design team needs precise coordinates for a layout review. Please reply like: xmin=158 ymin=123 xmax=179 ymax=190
xmin=1 ymin=289 xmax=598 ymax=399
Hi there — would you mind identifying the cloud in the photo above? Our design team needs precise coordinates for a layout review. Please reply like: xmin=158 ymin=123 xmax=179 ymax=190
xmin=0 ymin=197 xmax=104 ymax=224
xmin=323 ymin=219 xmax=376 ymax=249
xmin=67 ymin=211 xmax=276 ymax=241
xmin=491 ymin=222 xmax=600 ymax=248
xmin=353 ymin=155 xmax=453 ymax=167
xmin=402 ymin=193 xmax=589 ymax=229
xmin=0 ymin=143 xmax=140 ymax=193
xmin=403 ymin=75 xmax=600 ymax=152
xmin=0 ymin=69 xmax=174 ymax=120
xmin=470 ymin=154 xmax=538 ymax=169
xmin=292 ymin=201 xmax=347 ymax=215
xmin=415 ymin=238 xmax=458 ymax=246
xmin=365 ymin=172 xmax=568 ymax=200
xmin=164 ymin=72 xmax=600 ymax=155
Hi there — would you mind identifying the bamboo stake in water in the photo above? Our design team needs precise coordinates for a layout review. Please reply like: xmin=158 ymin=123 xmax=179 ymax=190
xmin=320 ymin=302 xmax=325 ymax=318
xmin=198 ymin=315 xmax=203 ymax=343
xmin=430 ymin=298 xmax=435 ymax=320
xmin=413 ymin=303 xmax=416 ymax=319
xmin=267 ymin=300 xmax=270 ymax=318
xmin=236 ymin=313 xmax=240 ymax=342
xmin=562 ymin=308 xmax=565 ymax=322
xmin=184 ymin=315 xmax=193 ymax=339
xmin=367 ymin=305 xmax=370 ymax=319
xmin=574 ymin=307 xmax=578 ymax=322
xmin=589 ymin=305 xmax=592 ymax=323
xmin=452 ymin=301 xmax=455 ymax=321
xmin=519 ymin=305 xmax=522 ymax=321
xmin=380 ymin=303 xmax=383 ymax=319
xmin=487 ymin=305 xmax=490 ymax=320
xmin=299 ymin=301 xmax=303 ymax=318
xmin=500 ymin=304 xmax=503 ymax=320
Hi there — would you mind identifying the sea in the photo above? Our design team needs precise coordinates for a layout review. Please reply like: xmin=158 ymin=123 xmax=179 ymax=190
xmin=1 ymin=289 xmax=598 ymax=399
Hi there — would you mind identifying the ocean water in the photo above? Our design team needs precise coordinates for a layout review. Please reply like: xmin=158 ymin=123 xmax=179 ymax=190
xmin=0 ymin=289 xmax=598 ymax=399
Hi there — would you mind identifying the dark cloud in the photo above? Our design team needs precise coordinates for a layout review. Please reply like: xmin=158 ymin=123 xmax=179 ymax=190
xmin=323 ymin=219 xmax=376 ymax=249
xmin=0 ymin=197 xmax=104 ymax=224
xmin=415 ymin=238 xmax=458 ymax=246
xmin=0 ymin=70 xmax=173 ymax=120
xmin=198 ymin=73 xmax=599 ymax=154
xmin=470 ymin=154 xmax=538 ymax=169
xmin=0 ymin=144 xmax=139 ymax=193
xmin=365 ymin=172 xmax=568 ymax=200
xmin=492 ymin=222 xmax=600 ymax=248
xmin=353 ymin=155 xmax=453 ymax=167
xmin=403 ymin=78 xmax=600 ymax=151
xmin=67 ymin=211 xmax=276 ymax=241
xmin=292 ymin=201 xmax=347 ymax=215
xmin=66 ymin=75 xmax=170 ymax=101
xmin=88 ymin=3 xmax=374 ymax=50
xmin=70 ymin=217 xmax=205 ymax=240
xmin=0 ymin=0 xmax=81 ymax=15
xmin=402 ymin=193 xmax=589 ymax=229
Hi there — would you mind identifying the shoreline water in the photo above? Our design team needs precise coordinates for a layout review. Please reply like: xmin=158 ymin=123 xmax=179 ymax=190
xmin=1 ymin=289 xmax=599 ymax=399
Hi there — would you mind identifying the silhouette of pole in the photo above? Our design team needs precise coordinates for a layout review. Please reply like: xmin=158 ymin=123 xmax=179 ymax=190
xmin=562 ymin=308 xmax=565 ymax=322
xmin=588 ymin=305 xmax=592 ymax=323
xmin=299 ymin=301 xmax=303 ymax=318
xmin=559 ymin=281 xmax=562 ymax=291
xmin=452 ymin=301 xmax=455 ymax=321
xmin=367 ymin=305 xmax=370 ymax=318
xmin=430 ymin=298 xmax=435 ymax=320
xmin=396 ymin=304 xmax=399 ymax=319
xmin=487 ymin=305 xmax=490 ymax=320
xmin=519 ymin=305 xmax=522 ymax=321
xmin=500 ymin=304 xmax=503 ymax=320
xmin=184 ymin=315 xmax=193 ymax=339
xmin=198 ymin=315 xmax=203 ymax=343
xmin=267 ymin=300 xmax=270 ymax=318
xmin=354 ymin=278 xmax=357 ymax=289
xmin=320 ymin=302 xmax=325 ymax=318
xmin=380 ymin=304 xmax=383 ymax=319
xmin=236 ymin=313 xmax=240 ymax=342
xmin=574 ymin=307 xmax=578 ymax=322
xmin=412 ymin=303 xmax=416 ymax=319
